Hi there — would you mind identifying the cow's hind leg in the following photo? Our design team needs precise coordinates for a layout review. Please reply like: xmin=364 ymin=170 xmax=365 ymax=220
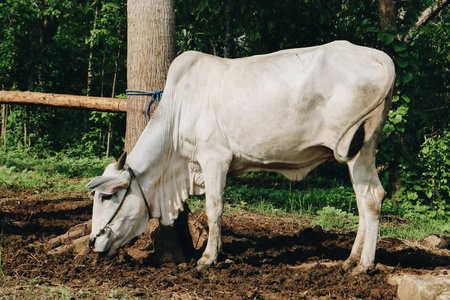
xmin=196 ymin=158 xmax=230 ymax=269
xmin=342 ymin=189 xmax=367 ymax=272
xmin=344 ymin=141 xmax=385 ymax=275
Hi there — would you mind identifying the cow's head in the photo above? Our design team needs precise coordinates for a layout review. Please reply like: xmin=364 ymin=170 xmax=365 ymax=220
xmin=86 ymin=153 xmax=150 ymax=256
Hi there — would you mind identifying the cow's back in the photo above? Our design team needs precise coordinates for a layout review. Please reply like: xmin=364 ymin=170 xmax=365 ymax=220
xmin=165 ymin=41 xmax=394 ymax=175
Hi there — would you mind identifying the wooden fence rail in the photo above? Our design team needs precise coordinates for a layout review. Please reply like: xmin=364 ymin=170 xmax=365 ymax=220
xmin=0 ymin=91 xmax=127 ymax=113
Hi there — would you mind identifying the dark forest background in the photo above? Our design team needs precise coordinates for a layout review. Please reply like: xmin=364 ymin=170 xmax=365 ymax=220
xmin=1 ymin=0 xmax=449 ymax=217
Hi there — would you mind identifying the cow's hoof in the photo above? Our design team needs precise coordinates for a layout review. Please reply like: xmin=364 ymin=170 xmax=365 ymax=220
xmin=196 ymin=255 xmax=215 ymax=270
xmin=350 ymin=265 xmax=370 ymax=276
xmin=196 ymin=263 xmax=208 ymax=271
xmin=342 ymin=259 xmax=357 ymax=272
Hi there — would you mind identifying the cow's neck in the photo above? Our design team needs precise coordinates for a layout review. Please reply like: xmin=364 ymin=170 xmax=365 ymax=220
xmin=125 ymin=104 xmax=196 ymax=225
xmin=127 ymin=116 xmax=173 ymax=175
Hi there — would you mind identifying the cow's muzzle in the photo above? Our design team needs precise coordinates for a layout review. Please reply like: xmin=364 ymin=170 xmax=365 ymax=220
xmin=89 ymin=225 xmax=112 ymax=252
xmin=89 ymin=237 xmax=96 ymax=250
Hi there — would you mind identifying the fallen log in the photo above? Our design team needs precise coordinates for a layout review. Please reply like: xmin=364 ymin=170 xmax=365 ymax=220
xmin=47 ymin=235 xmax=91 ymax=256
xmin=46 ymin=220 xmax=92 ymax=256
xmin=0 ymin=91 xmax=127 ymax=112
xmin=46 ymin=212 xmax=208 ymax=263
xmin=46 ymin=220 xmax=92 ymax=249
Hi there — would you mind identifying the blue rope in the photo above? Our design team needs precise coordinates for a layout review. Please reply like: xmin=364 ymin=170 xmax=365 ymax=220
xmin=126 ymin=90 xmax=163 ymax=122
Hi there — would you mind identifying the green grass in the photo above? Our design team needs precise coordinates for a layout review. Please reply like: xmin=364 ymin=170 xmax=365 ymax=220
xmin=0 ymin=166 xmax=92 ymax=193
xmin=0 ymin=149 xmax=112 ymax=179
xmin=0 ymin=149 xmax=112 ymax=193
xmin=1 ymin=150 xmax=448 ymax=241
xmin=380 ymin=217 xmax=450 ymax=241
xmin=225 ymin=170 xmax=356 ymax=215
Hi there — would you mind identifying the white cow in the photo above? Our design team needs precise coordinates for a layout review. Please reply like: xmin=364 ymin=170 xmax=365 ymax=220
xmin=86 ymin=41 xmax=395 ymax=274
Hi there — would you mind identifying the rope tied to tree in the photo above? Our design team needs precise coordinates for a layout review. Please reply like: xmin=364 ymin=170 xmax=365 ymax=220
xmin=126 ymin=90 xmax=163 ymax=122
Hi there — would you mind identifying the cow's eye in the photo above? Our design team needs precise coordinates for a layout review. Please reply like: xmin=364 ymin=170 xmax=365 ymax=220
xmin=101 ymin=194 xmax=113 ymax=201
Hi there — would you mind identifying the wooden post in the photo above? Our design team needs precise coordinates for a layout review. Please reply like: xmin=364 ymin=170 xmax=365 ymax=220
xmin=125 ymin=0 xmax=176 ymax=152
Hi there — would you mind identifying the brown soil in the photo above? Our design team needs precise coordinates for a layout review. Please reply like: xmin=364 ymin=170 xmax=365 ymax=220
xmin=1 ymin=188 xmax=449 ymax=299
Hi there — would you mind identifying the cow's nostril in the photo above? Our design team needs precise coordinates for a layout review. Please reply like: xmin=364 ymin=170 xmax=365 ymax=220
xmin=89 ymin=237 xmax=96 ymax=250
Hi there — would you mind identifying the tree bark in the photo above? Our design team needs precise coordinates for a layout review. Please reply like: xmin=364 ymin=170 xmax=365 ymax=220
xmin=86 ymin=1 xmax=100 ymax=98
xmin=378 ymin=0 xmax=401 ymax=197
xmin=107 ymin=29 xmax=125 ymax=156
xmin=224 ymin=0 xmax=233 ymax=58
xmin=1 ymin=104 xmax=7 ymax=147
xmin=126 ymin=0 xmax=189 ymax=265
xmin=125 ymin=0 xmax=176 ymax=152
xmin=378 ymin=0 xmax=397 ymax=57
xmin=378 ymin=0 xmax=397 ymax=33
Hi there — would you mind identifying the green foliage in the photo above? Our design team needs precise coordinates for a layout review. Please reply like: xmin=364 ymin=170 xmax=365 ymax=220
xmin=0 ymin=166 xmax=91 ymax=193
xmin=380 ymin=128 xmax=450 ymax=222
xmin=419 ymin=130 xmax=450 ymax=201
xmin=395 ymin=129 xmax=450 ymax=218
xmin=0 ymin=149 xmax=112 ymax=179
xmin=225 ymin=169 xmax=356 ymax=215
xmin=0 ymin=0 xmax=449 ymax=222
xmin=0 ymin=149 xmax=111 ymax=194
xmin=313 ymin=206 xmax=358 ymax=231
xmin=380 ymin=218 xmax=450 ymax=241
xmin=0 ymin=0 xmax=127 ymax=157
xmin=1 ymin=151 xmax=447 ymax=241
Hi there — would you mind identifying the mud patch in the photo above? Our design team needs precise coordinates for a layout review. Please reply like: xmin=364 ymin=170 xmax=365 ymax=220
xmin=1 ymin=188 xmax=449 ymax=299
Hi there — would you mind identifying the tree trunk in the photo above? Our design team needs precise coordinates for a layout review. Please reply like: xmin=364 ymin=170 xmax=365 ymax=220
xmin=224 ymin=0 xmax=233 ymax=58
xmin=107 ymin=29 xmax=124 ymax=157
xmin=86 ymin=1 xmax=100 ymax=98
xmin=1 ymin=104 xmax=7 ymax=147
xmin=125 ymin=0 xmax=176 ymax=152
xmin=378 ymin=0 xmax=397 ymax=57
xmin=378 ymin=0 xmax=397 ymax=33
xmin=126 ymin=0 xmax=188 ymax=265
xmin=378 ymin=0 xmax=402 ymax=197
xmin=23 ymin=107 xmax=28 ymax=147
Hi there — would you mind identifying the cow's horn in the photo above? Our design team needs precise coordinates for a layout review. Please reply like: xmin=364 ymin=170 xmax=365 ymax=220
xmin=115 ymin=152 xmax=127 ymax=170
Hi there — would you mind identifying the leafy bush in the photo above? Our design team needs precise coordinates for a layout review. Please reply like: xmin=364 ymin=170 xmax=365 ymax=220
xmin=313 ymin=206 xmax=358 ymax=231
xmin=384 ymin=129 xmax=450 ymax=221
xmin=417 ymin=130 xmax=450 ymax=203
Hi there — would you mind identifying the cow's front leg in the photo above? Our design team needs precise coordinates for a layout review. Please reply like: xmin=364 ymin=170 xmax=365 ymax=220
xmin=196 ymin=159 xmax=229 ymax=269
xmin=197 ymin=196 xmax=223 ymax=268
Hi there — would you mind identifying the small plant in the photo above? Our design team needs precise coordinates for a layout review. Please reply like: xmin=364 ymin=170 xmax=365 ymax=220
xmin=109 ymin=289 xmax=119 ymax=298
xmin=42 ymin=285 xmax=82 ymax=299
xmin=313 ymin=206 xmax=358 ymax=231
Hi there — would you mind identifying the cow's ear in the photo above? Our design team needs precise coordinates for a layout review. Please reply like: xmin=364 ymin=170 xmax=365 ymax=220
xmin=86 ymin=172 xmax=130 ymax=195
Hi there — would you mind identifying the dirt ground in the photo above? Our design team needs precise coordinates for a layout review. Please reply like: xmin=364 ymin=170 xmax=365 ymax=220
xmin=1 ymin=188 xmax=449 ymax=299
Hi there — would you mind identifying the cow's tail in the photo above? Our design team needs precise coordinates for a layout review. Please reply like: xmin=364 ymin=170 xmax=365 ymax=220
xmin=333 ymin=51 xmax=395 ymax=164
